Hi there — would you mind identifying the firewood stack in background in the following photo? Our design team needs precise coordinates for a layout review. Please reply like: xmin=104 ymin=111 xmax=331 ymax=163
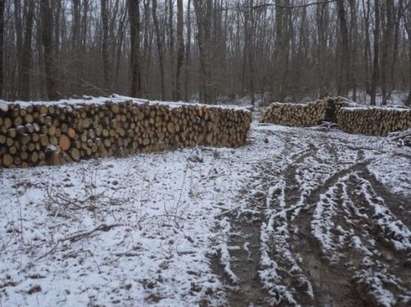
xmin=261 ymin=97 xmax=351 ymax=127
xmin=336 ymin=106 xmax=411 ymax=136
xmin=261 ymin=97 xmax=411 ymax=136
xmin=0 ymin=98 xmax=251 ymax=168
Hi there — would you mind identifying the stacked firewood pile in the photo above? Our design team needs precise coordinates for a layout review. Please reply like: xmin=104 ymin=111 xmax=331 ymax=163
xmin=261 ymin=97 xmax=350 ymax=126
xmin=0 ymin=99 xmax=251 ymax=168
xmin=336 ymin=106 xmax=411 ymax=136
xmin=261 ymin=96 xmax=411 ymax=136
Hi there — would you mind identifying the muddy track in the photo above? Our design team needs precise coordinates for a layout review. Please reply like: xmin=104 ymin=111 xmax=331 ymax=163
xmin=211 ymin=161 xmax=279 ymax=307
xmin=212 ymin=127 xmax=411 ymax=307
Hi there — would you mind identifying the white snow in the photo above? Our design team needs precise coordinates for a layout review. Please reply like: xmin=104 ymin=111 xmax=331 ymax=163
xmin=0 ymin=121 xmax=410 ymax=306
xmin=0 ymin=94 xmax=251 ymax=112
xmin=341 ymin=106 xmax=410 ymax=112
xmin=0 ymin=148 xmax=244 ymax=306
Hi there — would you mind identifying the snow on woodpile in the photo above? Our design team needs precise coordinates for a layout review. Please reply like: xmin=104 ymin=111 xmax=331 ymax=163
xmin=337 ymin=106 xmax=411 ymax=136
xmin=0 ymin=96 xmax=251 ymax=168
xmin=261 ymin=97 xmax=351 ymax=127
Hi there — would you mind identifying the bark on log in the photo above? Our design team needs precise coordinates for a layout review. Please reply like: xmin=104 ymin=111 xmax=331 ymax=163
xmin=0 ymin=98 xmax=252 ymax=168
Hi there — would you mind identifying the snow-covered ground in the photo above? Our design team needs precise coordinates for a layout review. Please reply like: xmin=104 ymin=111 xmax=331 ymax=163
xmin=0 ymin=122 xmax=410 ymax=306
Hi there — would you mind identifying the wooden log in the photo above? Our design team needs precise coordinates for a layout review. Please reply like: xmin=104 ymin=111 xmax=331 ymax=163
xmin=59 ymin=135 xmax=71 ymax=151
xmin=2 ymin=154 xmax=13 ymax=167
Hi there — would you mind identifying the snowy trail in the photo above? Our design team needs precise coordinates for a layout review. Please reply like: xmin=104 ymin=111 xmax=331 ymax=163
xmin=1 ymin=123 xmax=410 ymax=306
xmin=214 ymin=125 xmax=411 ymax=307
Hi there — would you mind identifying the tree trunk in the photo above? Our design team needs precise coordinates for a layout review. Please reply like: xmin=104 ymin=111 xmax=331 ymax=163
xmin=14 ymin=0 xmax=23 ymax=99
xmin=168 ymin=0 xmax=175 ymax=98
xmin=381 ymin=0 xmax=394 ymax=105
xmin=0 ymin=0 xmax=5 ymax=97
xmin=41 ymin=0 xmax=59 ymax=100
xmin=184 ymin=0 xmax=192 ymax=101
xmin=404 ymin=4 xmax=411 ymax=106
xmin=152 ymin=0 xmax=165 ymax=100
xmin=101 ymin=0 xmax=111 ymax=92
xmin=362 ymin=0 xmax=372 ymax=95
xmin=336 ymin=0 xmax=350 ymax=96
xmin=142 ymin=0 xmax=152 ymax=95
xmin=193 ymin=0 xmax=213 ymax=104
xmin=114 ymin=8 xmax=127 ymax=90
xmin=274 ymin=0 xmax=291 ymax=100
xmin=390 ymin=0 xmax=403 ymax=96
xmin=316 ymin=1 xmax=329 ymax=97
xmin=175 ymin=0 xmax=184 ymax=101
xmin=370 ymin=0 xmax=380 ymax=105
xmin=128 ymin=0 xmax=142 ymax=97
xmin=71 ymin=0 xmax=81 ymax=94
xmin=20 ymin=0 xmax=35 ymax=101
xmin=348 ymin=0 xmax=358 ymax=101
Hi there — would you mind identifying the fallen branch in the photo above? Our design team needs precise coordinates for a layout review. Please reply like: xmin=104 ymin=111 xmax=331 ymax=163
xmin=36 ymin=223 xmax=124 ymax=261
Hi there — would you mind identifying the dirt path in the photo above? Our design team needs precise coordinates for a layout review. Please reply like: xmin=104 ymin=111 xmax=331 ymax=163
xmin=212 ymin=126 xmax=411 ymax=307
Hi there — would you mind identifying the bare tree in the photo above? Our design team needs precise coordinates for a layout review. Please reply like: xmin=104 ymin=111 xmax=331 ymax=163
xmin=14 ymin=0 xmax=23 ymax=98
xmin=370 ymin=0 xmax=381 ymax=105
xmin=101 ymin=0 xmax=111 ymax=92
xmin=40 ymin=0 xmax=59 ymax=100
xmin=175 ymin=0 xmax=184 ymax=100
xmin=152 ymin=0 xmax=165 ymax=99
xmin=0 ymin=0 xmax=5 ymax=97
xmin=336 ymin=0 xmax=350 ymax=96
xmin=0 ymin=0 xmax=409 ymax=104
xmin=128 ymin=0 xmax=142 ymax=97
xmin=193 ymin=0 xmax=214 ymax=103
xmin=20 ymin=0 xmax=35 ymax=100
xmin=380 ymin=0 xmax=394 ymax=104
xmin=405 ymin=2 xmax=411 ymax=106
xmin=184 ymin=0 xmax=192 ymax=101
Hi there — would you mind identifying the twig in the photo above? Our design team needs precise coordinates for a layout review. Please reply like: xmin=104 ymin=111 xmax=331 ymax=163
xmin=36 ymin=223 xmax=124 ymax=261
xmin=253 ymin=0 xmax=336 ymax=10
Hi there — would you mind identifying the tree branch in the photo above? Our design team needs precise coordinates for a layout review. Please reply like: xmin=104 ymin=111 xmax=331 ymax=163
xmin=253 ymin=0 xmax=337 ymax=10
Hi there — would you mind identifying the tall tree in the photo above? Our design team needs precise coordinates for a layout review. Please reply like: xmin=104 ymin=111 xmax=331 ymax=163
xmin=20 ymin=0 xmax=35 ymax=100
xmin=316 ymin=1 xmax=330 ymax=97
xmin=184 ymin=0 xmax=192 ymax=101
xmin=348 ymin=0 xmax=358 ymax=100
xmin=336 ymin=0 xmax=350 ymax=96
xmin=128 ymin=0 xmax=142 ymax=97
xmin=167 ymin=0 xmax=175 ymax=97
xmin=101 ymin=0 xmax=111 ymax=91
xmin=405 ymin=2 xmax=411 ymax=106
xmin=0 ymin=0 xmax=409 ymax=103
xmin=193 ymin=0 xmax=214 ymax=103
xmin=362 ymin=0 xmax=372 ymax=95
xmin=370 ymin=0 xmax=381 ymax=105
xmin=174 ymin=0 xmax=184 ymax=100
xmin=14 ymin=0 xmax=23 ymax=98
xmin=381 ymin=0 xmax=394 ymax=104
xmin=274 ymin=0 xmax=291 ymax=100
xmin=152 ymin=0 xmax=165 ymax=99
xmin=0 ymin=0 xmax=5 ymax=97
xmin=40 ymin=0 xmax=59 ymax=100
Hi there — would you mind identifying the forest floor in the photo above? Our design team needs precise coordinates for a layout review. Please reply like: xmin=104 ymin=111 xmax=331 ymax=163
xmin=1 ymin=121 xmax=410 ymax=306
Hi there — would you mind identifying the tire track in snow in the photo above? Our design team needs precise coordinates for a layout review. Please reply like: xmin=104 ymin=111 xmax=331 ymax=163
xmin=211 ymin=126 xmax=411 ymax=306
xmin=210 ymin=133 xmax=309 ymax=306
xmin=289 ymin=155 xmax=372 ymax=307
xmin=263 ymin=134 xmax=370 ymax=306
xmin=346 ymin=172 xmax=411 ymax=306
xmin=211 ymin=161 xmax=277 ymax=307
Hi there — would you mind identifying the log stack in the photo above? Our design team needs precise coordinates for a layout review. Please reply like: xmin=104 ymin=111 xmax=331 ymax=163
xmin=261 ymin=96 xmax=411 ymax=136
xmin=0 ymin=98 xmax=251 ymax=168
xmin=336 ymin=106 xmax=411 ymax=136
xmin=261 ymin=97 xmax=351 ymax=127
